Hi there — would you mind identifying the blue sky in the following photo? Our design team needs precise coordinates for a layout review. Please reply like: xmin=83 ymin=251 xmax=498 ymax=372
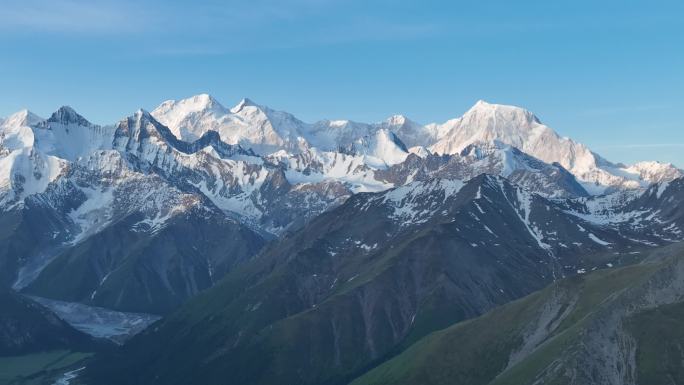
xmin=1 ymin=0 xmax=683 ymax=166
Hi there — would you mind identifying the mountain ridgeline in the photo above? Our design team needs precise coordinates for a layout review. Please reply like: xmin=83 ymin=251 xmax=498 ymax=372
xmin=83 ymin=174 xmax=684 ymax=385
xmin=1 ymin=95 xmax=684 ymax=385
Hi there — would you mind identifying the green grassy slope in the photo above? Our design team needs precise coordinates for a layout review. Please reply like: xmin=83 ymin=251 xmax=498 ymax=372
xmin=351 ymin=244 xmax=684 ymax=385
xmin=627 ymin=301 xmax=684 ymax=385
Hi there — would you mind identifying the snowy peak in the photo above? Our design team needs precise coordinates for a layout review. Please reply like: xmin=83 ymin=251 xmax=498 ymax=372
xmin=354 ymin=129 xmax=409 ymax=167
xmin=151 ymin=94 xmax=231 ymax=141
xmin=459 ymin=139 xmax=509 ymax=159
xmin=453 ymin=140 xmax=589 ymax=198
xmin=133 ymin=108 xmax=154 ymax=125
xmin=32 ymin=107 xmax=115 ymax=162
xmin=624 ymin=161 xmax=683 ymax=184
xmin=458 ymin=140 xmax=545 ymax=166
xmin=383 ymin=114 xmax=413 ymax=127
xmin=156 ymin=94 xmax=226 ymax=115
xmin=152 ymin=94 xmax=309 ymax=154
xmin=114 ymin=108 xmax=165 ymax=145
xmin=0 ymin=109 xmax=66 ymax=205
xmin=430 ymin=100 xmax=550 ymax=156
xmin=0 ymin=110 xmax=43 ymax=150
xmin=4 ymin=94 xmax=679 ymax=209
xmin=376 ymin=129 xmax=408 ymax=152
xmin=47 ymin=106 xmax=92 ymax=127
xmin=2 ymin=109 xmax=44 ymax=129
xmin=191 ymin=93 xmax=223 ymax=110
xmin=379 ymin=114 xmax=433 ymax=149
xmin=115 ymin=107 xmax=254 ymax=161
xmin=124 ymin=108 xmax=186 ymax=143
xmin=230 ymin=97 xmax=260 ymax=113
xmin=149 ymin=95 xmax=681 ymax=194
xmin=466 ymin=100 xmax=542 ymax=125
xmin=427 ymin=100 xmax=676 ymax=193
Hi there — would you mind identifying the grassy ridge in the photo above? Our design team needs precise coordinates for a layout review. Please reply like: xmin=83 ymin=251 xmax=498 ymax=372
xmin=350 ymin=258 xmax=670 ymax=385
xmin=627 ymin=301 xmax=684 ymax=385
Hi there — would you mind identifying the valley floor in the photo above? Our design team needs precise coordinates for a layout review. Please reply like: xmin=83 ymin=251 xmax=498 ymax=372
xmin=29 ymin=297 xmax=160 ymax=344
xmin=0 ymin=351 xmax=91 ymax=385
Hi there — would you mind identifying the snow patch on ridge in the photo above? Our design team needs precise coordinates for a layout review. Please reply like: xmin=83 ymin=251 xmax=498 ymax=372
xmin=381 ymin=179 xmax=464 ymax=225
xmin=588 ymin=233 xmax=611 ymax=246
xmin=506 ymin=182 xmax=552 ymax=253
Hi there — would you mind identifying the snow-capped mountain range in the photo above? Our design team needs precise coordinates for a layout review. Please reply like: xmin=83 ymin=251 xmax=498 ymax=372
xmin=1 ymin=94 xmax=683 ymax=315
xmin=3 ymin=94 xmax=680 ymax=214
xmin=151 ymin=95 xmax=682 ymax=194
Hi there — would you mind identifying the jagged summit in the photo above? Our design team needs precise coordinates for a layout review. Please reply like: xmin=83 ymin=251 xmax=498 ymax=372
xmin=430 ymin=101 xmax=560 ymax=156
xmin=153 ymin=94 xmax=310 ymax=155
xmin=130 ymin=108 xmax=154 ymax=124
xmin=120 ymin=108 xmax=173 ymax=136
xmin=427 ymin=100 xmax=641 ymax=192
xmin=47 ymin=106 xmax=92 ymax=126
xmin=464 ymin=99 xmax=542 ymax=125
xmin=626 ymin=160 xmax=683 ymax=183
xmin=384 ymin=114 xmax=411 ymax=125
xmin=2 ymin=109 xmax=44 ymax=128
xmin=230 ymin=97 xmax=260 ymax=113
xmin=157 ymin=93 xmax=225 ymax=112
xmin=151 ymin=94 xmax=230 ymax=141
xmin=185 ymin=93 xmax=225 ymax=112
xmin=194 ymin=93 xmax=221 ymax=106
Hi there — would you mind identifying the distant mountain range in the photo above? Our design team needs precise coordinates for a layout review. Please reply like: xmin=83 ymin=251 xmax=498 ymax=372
xmin=2 ymin=95 xmax=684 ymax=385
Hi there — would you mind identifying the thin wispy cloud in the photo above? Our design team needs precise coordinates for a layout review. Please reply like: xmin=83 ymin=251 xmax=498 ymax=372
xmin=0 ymin=0 xmax=150 ymax=34
xmin=595 ymin=143 xmax=684 ymax=149
xmin=580 ymin=104 xmax=675 ymax=117
xmin=0 ymin=0 xmax=443 ymax=57
xmin=152 ymin=18 xmax=440 ymax=56
xmin=305 ymin=17 xmax=441 ymax=45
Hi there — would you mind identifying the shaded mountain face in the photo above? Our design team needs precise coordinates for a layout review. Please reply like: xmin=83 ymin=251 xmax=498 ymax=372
xmin=0 ymin=289 xmax=98 ymax=356
xmin=376 ymin=141 xmax=589 ymax=198
xmin=23 ymin=205 xmax=265 ymax=314
xmin=83 ymin=174 xmax=665 ymax=385
xmin=0 ymin=194 xmax=77 ymax=288
xmin=350 ymin=242 xmax=684 ymax=385
xmin=559 ymin=177 xmax=684 ymax=245
xmin=0 ymin=138 xmax=267 ymax=313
